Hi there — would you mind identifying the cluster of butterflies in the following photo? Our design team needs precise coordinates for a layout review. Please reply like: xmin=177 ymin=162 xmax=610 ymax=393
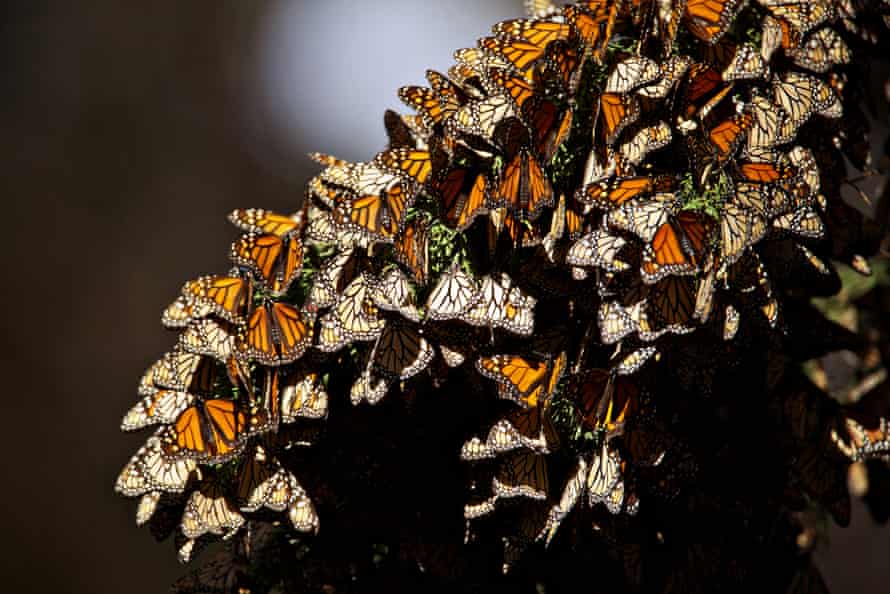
xmin=117 ymin=0 xmax=890 ymax=590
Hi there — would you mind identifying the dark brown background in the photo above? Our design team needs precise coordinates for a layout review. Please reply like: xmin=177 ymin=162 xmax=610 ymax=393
xmin=2 ymin=2 xmax=887 ymax=593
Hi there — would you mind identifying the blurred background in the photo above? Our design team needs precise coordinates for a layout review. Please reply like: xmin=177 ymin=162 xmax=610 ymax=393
xmin=1 ymin=2 xmax=887 ymax=593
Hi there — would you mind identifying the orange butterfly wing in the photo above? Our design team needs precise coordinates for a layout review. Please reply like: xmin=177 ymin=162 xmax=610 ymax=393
xmin=481 ymin=36 xmax=547 ymax=70
xmin=182 ymin=276 xmax=250 ymax=322
xmin=601 ymin=93 xmax=639 ymax=143
xmin=524 ymin=153 xmax=554 ymax=217
xmin=709 ymin=112 xmax=753 ymax=160
xmin=272 ymin=303 xmax=312 ymax=362
xmin=497 ymin=154 xmax=524 ymax=212
xmin=492 ymin=19 xmax=571 ymax=47
xmin=378 ymin=149 xmax=433 ymax=185
xmin=684 ymin=0 xmax=744 ymax=43
xmin=740 ymin=162 xmax=790 ymax=182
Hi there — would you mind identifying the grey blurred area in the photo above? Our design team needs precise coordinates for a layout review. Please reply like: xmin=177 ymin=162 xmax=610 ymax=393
xmin=0 ymin=2 xmax=886 ymax=593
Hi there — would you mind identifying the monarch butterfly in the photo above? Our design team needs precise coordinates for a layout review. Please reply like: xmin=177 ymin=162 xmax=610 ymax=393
xmin=758 ymin=0 xmax=833 ymax=35
xmin=641 ymin=210 xmax=712 ymax=283
xmin=600 ymin=93 xmax=641 ymax=144
xmin=477 ymin=351 xmax=565 ymax=408
xmin=434 ymin=165 xmax=490 ymax=231
xmin=134 ymin=492 xmax=163 ymax=528
xmin=375 ymin=148 xmax=433 ymax=186
xmin=759 ymin=14 xmax=791 ymax=62
xmin=788 ymin=27 xmax=851 ymax=73
xmin=567 ymin=228 xmax=633 ymax=272
xmin=307 ymin=176 xmax=342 ymax=211
xmin=723 ymin=304 xmax=741 ymax=340
xmin=349 ymin=369 xmax=390 ymax=406
xmin=453 ymin=46 xmax=515 ymax=79
xmin=384 ymin=109 xmax=420 ymax=149
xmin=772 ymin=206 xmax=825 ymax=239
xmin=480 ymin=36 xmax=549 ymax=71
xmin=427 ymin=67 xmax=473 ymax=114
xmin=393 ymin=216 xmax=429 ymax=284
xmin=788 ymin=145 xmax=820 ymax=198
xmin=399 ymin=85 xmax=449 ymax=129
xmin=637 ymin=55 xmax=692 ymax=98
xmin=180 ymin=275 xmax=251 ymax=324
xmin=461 ymin=405 xmax=558 ymax=461
xmin=832 ymin=415 xmax=890 ymax=462
xmin=439 ymin=344 xmax=468 ymax=368
xmin=491 ymin=18 xmax=571 ymax=47
xmin=682 ymin=0 xmax=745 ymax=43
xmin=227 ymin=208 xmax=303 ymax=238
xmin=721 ymin=42 xmax=767 ymax=81
xmin=287 ymin=498 xmax=321 ymax=534
xmin=161 ymin=398 xmax=270 ymax=464
xmin=173 ymin=535 xmax=211 ymax=565
xmin=707 ymin=111 xmax=753 ymax=162
xmin=679 ymin=63 xmax=732 ymax=120
xmin=371 ymin=319 xmax=434 ymax=380
xmin=564 ymin=1 xmax=620 ymax=58
xmin=304 ymin=204 xmax=348 ymax=246
xmin=323 ymin=273 xmax=386 ymax=345
xmin=745 ymin=94 xmax=783 ymax=153
xmin=242 ymin=301 xmax=312 ymax=366
xmin=181 ymin=478 xmax=245 ymax=540
xmin=370 ymin=267 xmax=422 ymax=322
xmin=448 ymin=94 xmax=518 ymax=143
xmin=309 ymin=150 xmax=351 ymax=170
xmin=619 ymin=121 xmax=673 ymax=166
xmin=493 ymin=450 xmax=550 ymax=500
xmin=587 ymin=441 xmax=634 ymax=514
xmin=237 ymin=449 xmax=316 ymax=531
xmin=539 ymin=39 xmax=584 ymax=93
xmin=314 ymin=313 xmax=349 ymax=353
xmin=333 ymin=174 xmax=414 ymax=241
xmin=572 ymin=369 xmax=641 ymax=432
xmin=463 ymin=273 xmax=537 ymax=335
xmin=578 ymin=175 xmax=673 ymax=209
xmin=739 ymin=160 xmax=794 ymax=183
xmin=771 ymin=72 xmax=837 ymax=134
xmin=122 ymin=388 xmax=194 ymax=432
xmin=493 ymin=150 xmax=554 ymax=219
xmin=536 ymin=457 xmax=588 ymax=546
xmin=734 ymin=181 xmax=794 ymax=217
xmin=614 ymin=345 xmax=658 ymax=375
xmin=598 ymin=300 xmax=643 ymax=344
xmin=464 ymin=494 xmax=498 ymax=520
xmin=447 ymin=61 xmax=485 ymax=91
xmin=116 ymin=433 xmax=198 ymax=497
xmin=693 ymin=255 xmax=717 ymax=322
xmin=483 ymin=67 xmax=539 ymax=112
xmin=605 ymin=56 xmax=661 ymax=94
xmin=278 ymin=369 xmax=329 ymax=422
xmin=638 ymin=276 xmax=697 ymax=341
xmin=718 ymin=202 xmax=767 ymax=268
xmin=177 ymin=319 xmax=238 ymax=363
xmin=425 ymin=262 xmax=480 ymax=321
xmin=161 ymin=296 xmax=212 ymax=329
xmin=229 ymin=233 xmax=303 ymax=295
xmin=142 ymin=349 xmax=205 ymax=394
xmin=546 ymin=192 xmax=585 ymax=244
xmin=537 ymin=106 xmax=573 ymax=160
xmin=306 ymin=247 xmax=366 ymax=310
